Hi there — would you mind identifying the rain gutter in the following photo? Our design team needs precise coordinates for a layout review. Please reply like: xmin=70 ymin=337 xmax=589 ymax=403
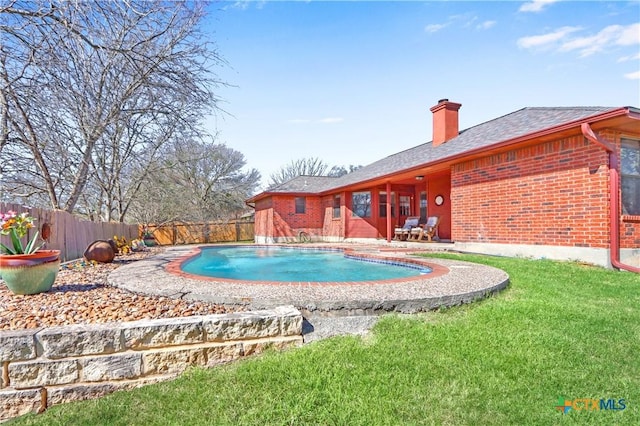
xmin=581 ymin=122 xmax=640 ymax=273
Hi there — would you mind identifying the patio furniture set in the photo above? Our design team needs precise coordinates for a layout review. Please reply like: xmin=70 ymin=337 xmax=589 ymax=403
xmin=393 ymin=216 xmax=441 ymax=242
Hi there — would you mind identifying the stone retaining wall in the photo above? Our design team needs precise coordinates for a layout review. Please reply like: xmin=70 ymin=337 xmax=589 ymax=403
xmin=0 ymin=306 xmax=303 ymax=422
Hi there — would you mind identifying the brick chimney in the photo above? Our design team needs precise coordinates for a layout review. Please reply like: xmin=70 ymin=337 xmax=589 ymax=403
xmin=430 ymin=99 xmax=461 ymax=147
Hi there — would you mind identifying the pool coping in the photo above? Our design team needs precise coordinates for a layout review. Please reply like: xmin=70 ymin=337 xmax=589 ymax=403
xmin=166 ymin=245 xmax=451 ymax=285
xmin=108 ymin=244 xmax=510 ymax=317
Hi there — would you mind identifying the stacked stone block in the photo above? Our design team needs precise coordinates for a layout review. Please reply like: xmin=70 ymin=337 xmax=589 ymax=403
xmin=0 ymin=306 xmax=303 ymax=421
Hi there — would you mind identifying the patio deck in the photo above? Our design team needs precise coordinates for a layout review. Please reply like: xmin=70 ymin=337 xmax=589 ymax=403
xmin=108 ymin=243 xmax=509 ymax=318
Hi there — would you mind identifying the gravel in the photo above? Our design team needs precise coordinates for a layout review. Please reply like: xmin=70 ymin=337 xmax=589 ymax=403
xmin=0 ymin=247 xmax=239 ymax=331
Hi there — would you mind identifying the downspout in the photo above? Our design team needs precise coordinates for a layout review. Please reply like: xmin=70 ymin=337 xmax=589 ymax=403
xmin=581 ymin=123 xmax=640 ymax=273
xmin=386 ymin=182 xmax=392 ymax=242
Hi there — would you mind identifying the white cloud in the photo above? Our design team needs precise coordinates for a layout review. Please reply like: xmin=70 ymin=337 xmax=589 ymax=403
xmin=617 ymin=22 xmax=640 ymax=46
xmin=517 ymin=26 xmax=581 ymax=49
xmin=624 ymin=70 xmax=640 ymax=80
xmin=425 ymin=23 xmax=448 ymax=34
xmin=426 ymin=13 xmax=489 ymax=33
xmin=228 ymin=1 xmax=266 ymax=11
xmin=560 ymin=23 xmax=640 ymax=57
xmin=519 ymin=0 xmax=560 ymax=13
xmin=477 ymin=20 xmax=496 ymax=30
xmin=618 ymin=53 xmax=640 ymax=63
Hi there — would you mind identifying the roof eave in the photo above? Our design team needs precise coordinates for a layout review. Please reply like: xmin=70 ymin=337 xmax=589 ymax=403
xmin=319 ymin=107 xmax=632 ymax=195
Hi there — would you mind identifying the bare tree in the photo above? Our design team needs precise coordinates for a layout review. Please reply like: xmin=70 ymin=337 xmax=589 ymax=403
xmin=128 ymin=140 xmax=260 ymax=225
xmin=268 ymin=158 xmax=363 ymax=188
xmin=328 ymin=164 xmax=362 ymax=177
xmin=1 ymin=1 xmax=224 ymax=218
xmin=268 ymin=157 xmax=330 ymax=188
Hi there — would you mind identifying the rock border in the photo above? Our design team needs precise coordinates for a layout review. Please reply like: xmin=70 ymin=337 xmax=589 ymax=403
xmin=0 ymin=306 xmax=303 ymax=422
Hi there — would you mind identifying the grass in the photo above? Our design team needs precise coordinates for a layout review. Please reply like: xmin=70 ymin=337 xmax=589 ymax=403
xmin=11 ymin=254 xmax=640 ymax=425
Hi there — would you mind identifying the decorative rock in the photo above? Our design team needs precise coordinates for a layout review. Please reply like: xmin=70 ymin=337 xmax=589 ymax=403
xmin=83 ymin=240 xmax=116 ymax=263
xmin=142 ymin=347 xmax=210 ymax=375
xmin=9 ymin=359 xmax=78 ymax=388
xmin=0 ymin=388 xmax=44 ymax=420
xmin=80 ymin=353 xmax=142 ymax=382
xmin=276 ymin=306 xmax=304 ymax=336
xmin=37 ymin=324 xmax=123 ymax=359
xmin=204 ymin=310 xmax=280 ymax=342
xmin=123 ymin=317 xmax=204 ymax=349
xmin=47 ymin=382 xmax=121 ymax=406
xmin=0 ymin=329 xmax=38 ymax=362
xmin=204 ymin=344 xmax=244 ymax=367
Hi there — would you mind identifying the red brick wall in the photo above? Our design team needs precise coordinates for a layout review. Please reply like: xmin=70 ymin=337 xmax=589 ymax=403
xmin=606 ymin=129 xmax=640 ymax=250
xmin=254 ymin=197 xmax=273 ymax=239
xmin=270 ymin=195 xmax=323 ymax=238
xmin=322 ymin=194 xmax=344 ymax=238
xmin=427 ymin=175 xmax=451 ymax=240
xmin=451 ymin=136 xmax=610 ymax=248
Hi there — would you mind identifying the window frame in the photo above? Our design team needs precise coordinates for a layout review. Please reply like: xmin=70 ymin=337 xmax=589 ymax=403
xmin=294 ymin=196 xmax=306 ymax=214
xmin=378 ymin=191 xmax=395 ymax=218
xmin=332 ymin=195 xmax=341 ymax=219
xmin=351 ymin=191 xmax=371 ymax=218
xmin=621 ymin=138 xmax=640 ymax=217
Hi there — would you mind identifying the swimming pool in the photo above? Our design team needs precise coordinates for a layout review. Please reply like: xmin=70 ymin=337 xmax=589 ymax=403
xmin=180 ymin=246 xmax=431 ymax=282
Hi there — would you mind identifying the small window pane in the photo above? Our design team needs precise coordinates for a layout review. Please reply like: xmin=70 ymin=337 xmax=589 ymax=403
xmin=399 ymin=195 xmax=411 ymax=216
xmin=352 ymin=191 xmax=371 ymax=218
xmin=622 ymin=176 xmax=640 ymax=215
xmin=621 ymin=139 xmax=640 ymax=215
xmin=378 ymin=191 xmax=395 ymax=217
xmin=295 ymin=197 xmax=306 ymax=214
xmin=419 ymin=191 xmax=427 ymax=222
xmin=333 ymin=195 xmax=341 ymax=218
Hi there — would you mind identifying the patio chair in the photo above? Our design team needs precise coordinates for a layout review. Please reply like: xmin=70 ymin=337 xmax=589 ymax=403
xmin=393 ymin=216 xmax=420 ymax=241
xmin=413 ymin=216 xmax=441 ymax=242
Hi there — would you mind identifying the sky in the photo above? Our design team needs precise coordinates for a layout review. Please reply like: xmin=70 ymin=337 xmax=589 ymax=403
xmin=203 ymin=0 xmax=640 ymax=189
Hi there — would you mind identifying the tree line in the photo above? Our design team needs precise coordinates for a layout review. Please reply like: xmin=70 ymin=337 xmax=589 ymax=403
xmin=0 ymin=0 xmax=260 ymax=225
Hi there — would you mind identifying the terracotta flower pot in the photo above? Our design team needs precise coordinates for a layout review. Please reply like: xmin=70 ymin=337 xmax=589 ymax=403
xmin=0 ymin=250 xmax=61 ymax=295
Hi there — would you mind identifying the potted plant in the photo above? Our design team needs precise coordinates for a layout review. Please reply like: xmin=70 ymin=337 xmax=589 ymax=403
xmin=0 ymin=211 xmax=60 ymax=295
xmin=141 ymin=227 xmax=156 ymax=247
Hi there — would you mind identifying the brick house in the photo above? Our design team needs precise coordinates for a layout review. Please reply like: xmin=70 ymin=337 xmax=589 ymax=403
xmin=247 ymin=100 xmax=640 ymax=271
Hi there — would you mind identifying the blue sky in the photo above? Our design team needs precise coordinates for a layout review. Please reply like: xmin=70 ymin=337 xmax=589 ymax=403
xmin=204 ymin=1 xmax=640 ymax=189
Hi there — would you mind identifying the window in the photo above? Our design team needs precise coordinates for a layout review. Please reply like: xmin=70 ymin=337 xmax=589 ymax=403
xmin=621 ymin=138 xmax=640 ymax=216
xmin=333 ymin=195 xmax=341 ymax=219
xmin=378 ymin=191 xmax=395 ymax=217
xmin=419 ymin=191 xmax=427 ymax=222
xmin=295 ymin=197 xmax=306 ymax=214
xmin=352 ymin=191 xmax=371 ymax=218
xmin=399 ymin=195 xmax=411 ymax=216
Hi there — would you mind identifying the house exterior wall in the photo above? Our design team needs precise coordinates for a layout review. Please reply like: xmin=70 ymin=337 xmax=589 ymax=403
xmin=254 ymin=195 xmax=324 ymax=243
xmin=451 ymin=135 xmax=611 ymax=248
xmin=427 ymin=175 xmax=452 ymax=240
xmin=606 ymin=129 xmax=640 ymax=251
xmin=253 ymin=197 xmax=274 ymax=242
xmin=321 ymin=194 xmax=344 ymax=241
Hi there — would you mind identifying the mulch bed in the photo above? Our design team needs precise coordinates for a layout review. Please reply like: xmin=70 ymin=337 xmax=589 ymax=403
xmin=0 ymin=247 xmax=239 ymax=331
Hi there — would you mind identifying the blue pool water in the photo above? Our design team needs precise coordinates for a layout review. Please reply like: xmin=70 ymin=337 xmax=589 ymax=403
xmin=181 ymin=246 xmax=431 ymax=282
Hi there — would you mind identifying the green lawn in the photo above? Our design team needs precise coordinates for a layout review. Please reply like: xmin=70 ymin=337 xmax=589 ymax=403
xmin=12 ymin=254 xmax=640 ymax=425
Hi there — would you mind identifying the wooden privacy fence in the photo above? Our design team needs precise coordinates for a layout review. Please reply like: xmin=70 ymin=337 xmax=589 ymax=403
xmin=0 ymin=202 xmax=138 ymax=262
xmin=146 ymin=221 xmax=254 ymax=245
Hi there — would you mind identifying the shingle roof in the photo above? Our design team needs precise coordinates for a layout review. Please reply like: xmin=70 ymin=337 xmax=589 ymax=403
xmin=267 ymin=175 xmax=339 ymax=194
xmin=255 ymin=106 xmax=619 ymax=199
xmin=324 ymin=106 xmax=615 ymax=190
